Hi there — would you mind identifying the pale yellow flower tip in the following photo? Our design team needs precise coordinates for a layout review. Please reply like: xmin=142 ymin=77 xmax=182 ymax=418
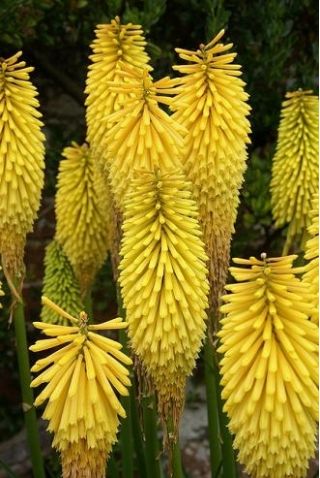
xmin=85 ymin=16 xmax=151 ymax=160
xmin=302 ymin=194 xmax=319 ymax=324
xmin=119 ymin=168 xmax=209 ymax=427
xmin=55 ymin=142 xmax=110 ymax=293
xmin=170 ymin=31 xmax=251 ymax=311
xmin=30 ymin=299 xmax=132 ymax=476
xmin=219 ymin=254 xmax=319 ymax=478
xmin=0 ymin=52 xmax=45 ymax=275
xmin=103 ymin=65 xmax=187 ymax=210
xmin=271 ymin=90 xmax=319 ymax=252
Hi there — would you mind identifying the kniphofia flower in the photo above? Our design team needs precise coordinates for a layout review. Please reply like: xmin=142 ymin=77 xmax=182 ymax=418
xmin=30 ymin=296 xmax=132 ymax=478
xmin=85 ymin=16 xmax=151 ymax=161
xmin=41 ymin=240 xmax=84 ymax=325
xmin=55 ymin=142 xmax=110 ymax=293
xmin=218 ymin=255 xmax=318 ymax=478
xmin=119 ymin=169 xmax=209 ymax=424
xmin=0 ymin=52 xmax=45 ymax=275
xmin=103 ymin=65 xmax=186 ymax=210
xmin=271 ymin=90 xmax=319 ymax=254
xmin=170 ymin=30 xmax=251 ymax=315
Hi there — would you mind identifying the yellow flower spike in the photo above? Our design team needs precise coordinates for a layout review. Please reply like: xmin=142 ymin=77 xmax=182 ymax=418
xmin=271 ymin=90 xmax=319 ymax=253
xmin=41 ymin=240 xmax=84 ymax=325
xmin=0 ymin=52 xmax=45 ymax=275
xmin=218 ymin=254 xmax=319 ymax=478
xmin=104 ymin=65 xmax=186 ymax=209
xmin=55 ymin=142 xmax=110 ymax=293
xmin=302 ymin=195 xmax=319 ymax=324
xmin=119 ymin=169 xmax=209 ymax=426
xmin=169 ymin=31 xmax=251 ymax=315
xmin=30 ymin=296 xmax=132 ymax=478
xmin=85 ymin=16 xmax=151 ymax=160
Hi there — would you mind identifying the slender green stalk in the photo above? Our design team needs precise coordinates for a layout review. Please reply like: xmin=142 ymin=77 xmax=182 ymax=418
xmin=166 ymin=417 xmax=184 ymax=478
xmin=119 ymin=328 xmax=134 ymax=478
xmin=215 ymin=365 xmax=237 ymax=478
xmin=142 ymin=394 xmax=161 ymax=478
xmin=130 ymin=385 xmax=148 ymax=478
xmin=204 ymin=338 xmax=222 ymax=477
xmin=108 ymin=454 xmax=120 ymax=478
xmin=14 ymin=299 xmax=45 ymax=478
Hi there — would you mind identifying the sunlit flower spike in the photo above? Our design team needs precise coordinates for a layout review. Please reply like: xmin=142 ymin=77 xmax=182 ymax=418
xmin=170 ymin=29 xmax=251 ymax=316
xmin=103 ymin=65 xmax=186 ymax=210
xmin=55 ymin=142 xmax=110 ymax=293
xmin=30 ymin=296 xmax=132 ymax=478
xmin=85 ymin=16 xmax=151 ymax=161
xmin=271 ymin=90 xmax=319 ymax=254
xmin=218 ymin=254 xmax=318 ymax=478
xmin=0 ymin=52 xmax=45 ymax=275
xmin=119 ymin=169 xmax=209 ymax=428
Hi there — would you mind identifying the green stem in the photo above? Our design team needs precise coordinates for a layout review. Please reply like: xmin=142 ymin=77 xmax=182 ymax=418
xmin=14 ymin=300 xmax=45 ymax=478
xmin=130 ymin=386 xmax=148 ymax=478
xmin=142 ymin=394 xmax=161 ymax=478
xmin=119 ymin=329 xmax=134 ymax=478
xmin=108 ymin=454 xmax=119 ymax=478
xmin=204 ymin=338 xmax=222 ymax=478
xmin=167 ymin=417 xmax=184 ymax=478
xmin=213 ymin=353 xmax=236 ymax=478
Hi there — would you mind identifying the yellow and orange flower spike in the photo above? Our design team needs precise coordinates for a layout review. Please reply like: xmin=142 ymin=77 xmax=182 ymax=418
xmin=170 ymin=30 xmax=251 ymax=315
xmin=0 ymin=52 xmax=45 ymax=275
xmin=271 ymin=90 xmax=319 ymax=254
xmin=55 ymin=142 xmax=110 ymax=293
xmin=302 ymin=195 xmax=319 ymax=324
xmin=119 ymin=169 xmax=209 ymax=425
xmin=30 ymin=296 xmax=132 ymax=478
xmin=103 ymin=65 xmax=185 ymax=209
xmin=85 ymin=16 xmax=151 ymax=161
xmin=218 ymin=254 xmax=318 ymax=478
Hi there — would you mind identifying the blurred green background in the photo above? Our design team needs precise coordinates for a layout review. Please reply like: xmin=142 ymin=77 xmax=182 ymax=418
xmin=0 ymin=0 xmax=318 ymax=473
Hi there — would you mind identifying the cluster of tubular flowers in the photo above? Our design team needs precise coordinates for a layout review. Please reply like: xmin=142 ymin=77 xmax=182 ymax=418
xmin=85 ymin=16 xmax=151 ymax=161
xmin=169 ymin=29 xmax=251 ymax=314
xmin=103 ymin=65 xmax=185 ymax=209
xmin=218 ymin=255 xmax=318 ymax=478
xmin=302 ymin=195 xmax=318 ymax=324
xmin=41 ymin=240 xmax=84 ymax=325
xmin=0 ymin=52 xmax=45 ymax=275
xmin=30 ymin=297 xmax=132 ymax=478
xmin=55 ymin=142 xmax=110 ymax=293
xmin=271 ymin=90 xmax=319 ymax=253
xmin=119 ymin=169 xmax=209 ymax=422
